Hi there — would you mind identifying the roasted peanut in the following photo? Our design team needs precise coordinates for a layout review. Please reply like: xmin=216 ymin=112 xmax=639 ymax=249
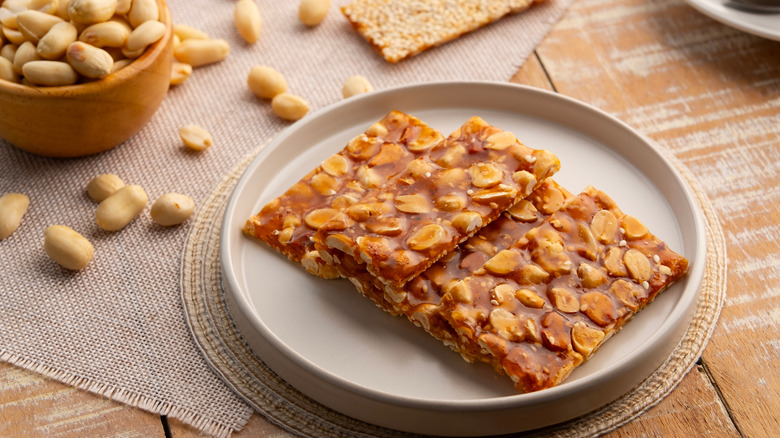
xmin=234 ymin=0 xmax=262 ymax=44
xmin=247 ymin=65 xmax=287 ymax=99
xmin=87 ymin=173 xmax=125 ymax=202
xmin=95 ymin=184 xmax=148 ymax=231
xmin=66 ymin=41 xmax=112 ymax=78
xmin=22 ymin=60 xmax=78 ymax=86
xmin=37 ymin=21 xmax=78 ymax=59
xmin=110 ymin=58 xmax=132 ymax=72
xmin=624 ymin=249 xmax=652 ymax=282
xmin=0 ymin=193 xmax=30 ymax=239
xmin=115 ymin=0 xmax=132 ymax=14
xmin=125 ymin=19 xmax=165 ymax=51
xmin=342 ymin=74 xmax=372 ymax=98
xmin=271 ymin=92 xmax=309 ymax=121
xmin=174 ymin=39 xmax=229 ymax=67
xmin=0 ymin=56 xmax=18 ymax=82
xmin=299 ymin=0 xmax=330 ymax=26
xmin=2 ymin=27 xmax=26 ymax=46
xmin=407 ymin=224 xmax=445 ymax=250
xmin=127 ymin=0 xmax=159 ymax=28
xmin=179 ymin=124 xmax=213 ymax=151
xmin=1 ymin=44 xmax=18 ymax=62
xmin=44 ymin=225 xmax=94 ymax=270
xmin=591 ymin=209 xmax=618 ymax=243
xmin=13 ymin=40 xmax=39 ymax=75
xmin=79 ymin=20 xmax=131 ymax=48
xmin=68 ymin=0 xmax=117 ymax=24
xmin=150 ymin=193 xmax=195 ymax=226
xmin=27 ymin=0 xmax=60 ymax=15
xmin=16 ymin=10 xmax=63 ymax=43
xmin=173 ymin=24 xmax=208 ymax=41
xmin=169 ymin=61 xmax=191 ymax=85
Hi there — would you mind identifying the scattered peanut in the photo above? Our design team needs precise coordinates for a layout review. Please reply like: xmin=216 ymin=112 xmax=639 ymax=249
xmin=234 ymin=0 xmax=262 ymax=44
xmin=299 ymin=0 xmax=330 ymax=26
xmin=66 ymin=41 xmax=113 ymax=78
xmin=170 ymin=61 xmax=191 ymax=85
xmin=271 ymin=92 xmax=309 ymax=121
xmin=150 ymin=193 xmax=195 ymax=226
xmin=179 ymin=124 xmax=213 ymax=151
xmin=44 ymin=225 xmax=95 ymax=270
xmin=173 ymin=24 xmax=208 ymax=41
xmin=0 ymin=193 xmax=30 ymax=240
xmin=247 ymin=65 xmax=287 ymax=99
xmin=342 ymin=74 xmax=373 ymax=98
xmin=174 ymin=39 xmax=230 ymax=67
xmin=95 ymin=184 xmax=148 ymax=231
xmin=87 ymin=173 xmax=125 ymax=202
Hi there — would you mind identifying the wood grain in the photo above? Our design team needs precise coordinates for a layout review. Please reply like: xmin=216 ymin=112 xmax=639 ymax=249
xmin=0 ymin=362 xmax=165 ymax=437
xmin=534 ymin=0 xmax=780 ymax=436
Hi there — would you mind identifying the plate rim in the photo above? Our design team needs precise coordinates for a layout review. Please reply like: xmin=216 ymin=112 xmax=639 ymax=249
xmin=683 ymin=0 xmax=780 ymax=42
xmin=219 ymin=81 xmax=707 ymax=420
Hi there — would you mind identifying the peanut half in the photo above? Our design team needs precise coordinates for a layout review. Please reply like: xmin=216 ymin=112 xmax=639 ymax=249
xmin=150 ymin=193 xmax=195 ymax=226
xmin=0 ymin=193 xmax=30 ymax=240
xmin=66 ymin=41 xmax=113 ymax=78
xmin=247 ymin=65 xmax=287 ymax=99
xmin=234 ymin=0 xmax=262 ymax=44
xmin=68 ymin=0 xmax=118 ymax=24
xmin=271 ymin=92 xmax=309 ymax=121
xmin=95 ymin=184 xmax=148 ymax=231
xmin=299 ymin=0 xmax=330 ymax=26
xmin=179 ymin=124 xmax=213 ymax=151
xmin=87 ymin=173 xmax=125 ymax=202
xmin=22 ymin=60 xmax=78 ymax=86
xmin=174 ymin=39 xmax=230 ymax=67
xmin=44 ymin=225 xmax=95 ymax=270
xmin=342 ymin=74 xmax=373 ymax=98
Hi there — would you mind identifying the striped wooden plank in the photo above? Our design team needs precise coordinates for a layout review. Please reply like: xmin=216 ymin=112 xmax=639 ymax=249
xmin=0 ymin=362 xmax=165 ymax=437
xmin=534 ymin=0 xmax=780 ymax=436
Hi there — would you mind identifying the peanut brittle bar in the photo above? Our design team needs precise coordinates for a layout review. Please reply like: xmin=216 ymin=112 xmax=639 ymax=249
xmin=438 ymin=187 xmax=689 ymax=392
xmin=338 ymin=180 xmax=574 ymax=359
xmin=243 ymin=111 xmax=444 ymax=278
xmin=341 ymin=0 xmax=544 ymax=63
xmin=313 ymin=116 xmax=561 ymax=291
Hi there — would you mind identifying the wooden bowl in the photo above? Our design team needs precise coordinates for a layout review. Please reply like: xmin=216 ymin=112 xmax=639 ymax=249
xmin=0 ymin=0 xmax=174 ymax=158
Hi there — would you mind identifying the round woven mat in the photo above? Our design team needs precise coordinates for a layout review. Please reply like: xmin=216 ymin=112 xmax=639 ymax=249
xmin=181 ymin=144 xmax=727 ymax=437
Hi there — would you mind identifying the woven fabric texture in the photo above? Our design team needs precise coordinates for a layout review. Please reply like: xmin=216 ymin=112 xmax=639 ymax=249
xmin=0 ymin=0 xmax=574 ymax=436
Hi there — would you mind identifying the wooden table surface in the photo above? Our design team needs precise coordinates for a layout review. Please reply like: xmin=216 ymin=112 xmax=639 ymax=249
xmin=2 ymin=0 xmax=778 ymax=436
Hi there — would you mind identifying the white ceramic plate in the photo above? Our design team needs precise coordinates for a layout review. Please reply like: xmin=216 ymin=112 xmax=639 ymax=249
xmin=221 ymin=82 xmax=706 ymax=436
xmin=684 ymin=0 xmax=780 ymax=41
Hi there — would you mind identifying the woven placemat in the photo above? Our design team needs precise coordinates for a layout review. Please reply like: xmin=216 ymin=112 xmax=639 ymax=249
xmin=180 ymin=135 xmax=727 ymax=437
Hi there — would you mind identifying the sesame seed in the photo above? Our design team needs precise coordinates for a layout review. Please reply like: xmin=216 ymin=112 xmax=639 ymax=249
xmin=642 ymin=281 xmax=650 ymax=289
xmin=653 ymin=254 xmax=660 ymax=263
xmin=619 ymin=240 xmax=627 ymax=247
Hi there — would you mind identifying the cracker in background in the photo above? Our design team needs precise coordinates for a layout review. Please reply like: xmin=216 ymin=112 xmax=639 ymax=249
xmin=341 ymin=0 xmax=544 ymax=63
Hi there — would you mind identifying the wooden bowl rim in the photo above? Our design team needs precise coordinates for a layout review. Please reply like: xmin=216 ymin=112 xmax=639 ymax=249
xmin=0 ymin=0 xmax=172 ymax=98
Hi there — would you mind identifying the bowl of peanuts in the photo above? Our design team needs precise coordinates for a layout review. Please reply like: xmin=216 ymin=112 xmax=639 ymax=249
xmin=0 ymin=0 xmax=173 ymax=158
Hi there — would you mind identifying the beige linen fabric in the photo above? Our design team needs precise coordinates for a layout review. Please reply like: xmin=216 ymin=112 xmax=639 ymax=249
xmin=181 ymin=140 xmax=726 ymax=438
xmin=0 ymin=0 xmax=574 ymax=436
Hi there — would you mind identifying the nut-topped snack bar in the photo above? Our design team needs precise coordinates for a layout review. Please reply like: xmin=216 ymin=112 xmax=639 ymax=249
xmin=439 ymin=187 xmax=689 ymax=392
xmin=312 ymin=115 xmax=560 ymax=290
xmin=243 ymin=111 xmax=444 ymax=278
xmin=244 ymin=113 xmax=688 ymax=394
